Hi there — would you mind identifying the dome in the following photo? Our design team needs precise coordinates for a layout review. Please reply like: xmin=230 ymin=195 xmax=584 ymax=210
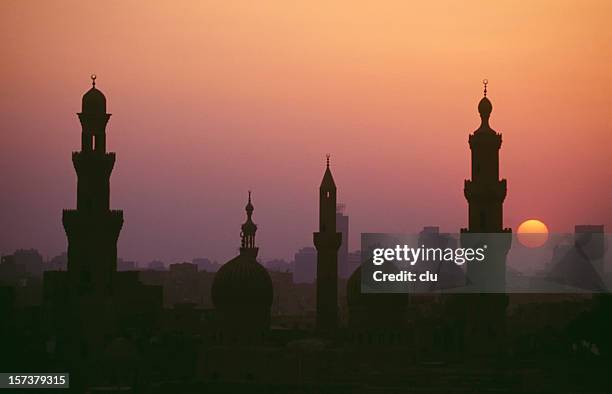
xmin=478 ymin=96 xmax=492 ymax=118
xmin=81 ymin=75 xmax=106 ymax=114
xmin=347 ymin=266 xmax=409 ymax=329
xmin=211 ymin=253 xmax=273 ymax=309
xmin=82 ymin=87 xmax=106 ymax=114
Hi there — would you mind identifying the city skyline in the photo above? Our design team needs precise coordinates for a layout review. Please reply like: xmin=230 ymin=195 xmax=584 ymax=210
xmin=1 ymin=1 xmax=611 ymax=264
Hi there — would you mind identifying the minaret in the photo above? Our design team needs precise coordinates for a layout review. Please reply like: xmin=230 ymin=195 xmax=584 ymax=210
xmin=460 ymin=80 xmax=512 ymax=354
xmin=211 ymin=192 xmax=273 ymax=340
xmin=464 ymin=79 xmax=508 ymax=233
xmin=240 ymin=191 xmax=258 ymax=258
xmin=461 ymin=80 xmax=512 ymax=291
xmin=63 ymin=75 xmax=123 ymax=294
xmin=314 ymin=155 xmax=342 ymax=331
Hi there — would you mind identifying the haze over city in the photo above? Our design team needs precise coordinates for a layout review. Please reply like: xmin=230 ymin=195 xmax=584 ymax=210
xmin=1 ymin=1 xmax=611 ymax=264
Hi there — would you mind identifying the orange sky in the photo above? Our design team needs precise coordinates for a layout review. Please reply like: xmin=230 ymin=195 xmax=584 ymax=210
xmin=1 ymin=1 xmax=611 ymax=263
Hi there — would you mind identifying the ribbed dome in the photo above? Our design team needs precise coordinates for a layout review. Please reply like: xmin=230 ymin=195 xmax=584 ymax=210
xmin=82 ymin=87 xmax=106 ymax=114
xmin=211 ymin=254 xmax=273 ymax=308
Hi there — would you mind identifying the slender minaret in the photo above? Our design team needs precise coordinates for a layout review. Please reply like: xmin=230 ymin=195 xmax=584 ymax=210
xmin=63 ymin=75 xmax=123 ymax=294
xmin=464 ymin=79 xmax=507 ymax=233
xmin=460 ymin=80 xmax=512 ymax=355
xmin=461 ymin=80 xmax=512 ymax=290
xmin=314 ymin=155 xmax=342 ymax=331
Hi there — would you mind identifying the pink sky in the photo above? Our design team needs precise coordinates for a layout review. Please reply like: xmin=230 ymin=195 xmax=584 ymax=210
xmin=1 ymin=1 xmax=610 ymax=264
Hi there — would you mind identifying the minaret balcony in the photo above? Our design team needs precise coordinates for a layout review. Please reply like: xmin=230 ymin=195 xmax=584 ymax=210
xmin=464 ymin=179 xmax=507 ymax=202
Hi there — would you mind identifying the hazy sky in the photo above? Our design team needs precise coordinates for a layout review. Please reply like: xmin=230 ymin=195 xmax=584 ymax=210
xmin=1 ymin=1 xmax=611 ymax=264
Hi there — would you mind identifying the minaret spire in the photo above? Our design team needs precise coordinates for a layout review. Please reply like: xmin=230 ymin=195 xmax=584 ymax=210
xmin=314 ymin=155 xmax=342 ymax=332
xmin=240 ymin=191 xmax=258 ymax=256
xmin=462 ymin=80 xmax=512 ymax=287
xmin=460 ymin=81 xmax=513 ymax=354
xmin=477 ymin=79 xmax=493 ymax=129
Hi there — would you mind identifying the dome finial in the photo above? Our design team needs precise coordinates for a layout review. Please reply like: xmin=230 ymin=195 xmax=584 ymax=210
xmin=245 ymin=190 xmax=254 ymax=215
xmin=91 ymin=74 xmax=97 ymax=87
xmin=477 ymin=79 xmax=493 ymax=128
xmin=241 ymin=190 xmax=257 ymax=250
xmin=326 ymin=154 xmax=330 ymax=168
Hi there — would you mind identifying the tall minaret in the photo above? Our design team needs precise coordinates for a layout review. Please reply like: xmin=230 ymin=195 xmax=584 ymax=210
xmin=314 ymin=155 xmax=342 ymax=331
xmin=460 ymin=80 xmax=512 ymax=354
xmin=461 ymin=80 xmax=512 ymax=290
xmin=63 ymin=75 xmax=123 ymax=294
xmin=464 ymin=79 xmax=508 ymax=233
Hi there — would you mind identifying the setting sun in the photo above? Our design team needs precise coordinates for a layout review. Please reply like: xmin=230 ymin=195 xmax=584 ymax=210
xmin=517 ymin=219 xmax=549 ymax=248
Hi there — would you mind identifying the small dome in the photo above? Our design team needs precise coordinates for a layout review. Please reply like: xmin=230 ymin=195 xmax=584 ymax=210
xmin=211 ymin=254 xmax=273 ymax=308
xmin=478 ymin=97 xmax=492 ymax=118
xmin=82 ymin=87 xmax=106 ymax=114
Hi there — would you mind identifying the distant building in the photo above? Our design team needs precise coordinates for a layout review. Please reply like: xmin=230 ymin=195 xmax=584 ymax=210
xmin=168 ymin=262 xmax=213 ymax=306
xmin=0 ymin=254 xmax=27 ymax=285
xmin=293 ymin=247 xmax=316 ymax=284
xmin=264 ymin=258 xmax=293 ymax=272
xmin=117 ymin=258 xmax=137 ymax=271
xmin=138 ymin=262 xmax=215 ymax=308
xmin=548 ymin=225 xmax=606 ymax=291
xmin=269 ymin=270 xmax=294 ymax=316
xmin=192 ymin=257 xmax=220 ymax=272
xmin=575 ymin=225 xmax=605 ymax=274
xmin=146 ymin=260 xmax=166 ymax=271
xmin=11 ymin=249 xmax=44 ymax=277
xmin=0 ymin=252 xmax=43 ymax=306
xmin=47 ymin=252 xmax=67 ymax=271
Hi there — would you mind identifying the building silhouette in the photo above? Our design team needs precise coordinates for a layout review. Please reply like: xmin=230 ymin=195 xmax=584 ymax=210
xmin=548 ymin=224 xmax=607 ymax=291
xmin=575 ymin=225 xmax=606 ymax=274
xmin=211 ymin=192 xmax=273 ymax=343
xmin=461 ymin=80 xmax=512 ymax=289
xmin=294 ymin=247 xmax=316 ymax=284
xmin=459 ymin=80 xmax=512 ymax=354
xmin=313 ymin=156 xmax=342 ymax=332
xmin=62 ymin=75 xmax=123 ymax=293
xmin=43 ymin=77 xmax=161 ymax=386
xmin=3 ymin=72 xmax=611 ymax=391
